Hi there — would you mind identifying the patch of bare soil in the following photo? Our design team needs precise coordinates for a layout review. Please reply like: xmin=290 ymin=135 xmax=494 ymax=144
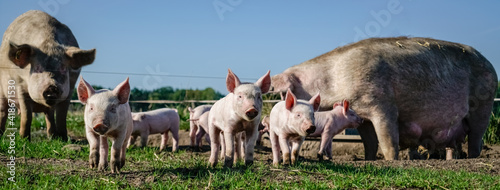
xmin=9 ymin=130 xmax=500 ymax=188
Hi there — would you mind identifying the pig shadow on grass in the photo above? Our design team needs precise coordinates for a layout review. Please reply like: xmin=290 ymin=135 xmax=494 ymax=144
xmin=294 ymin=160 xmax=408 ymax=178
xmin=121 ymin=163 xmax=255 ymax=184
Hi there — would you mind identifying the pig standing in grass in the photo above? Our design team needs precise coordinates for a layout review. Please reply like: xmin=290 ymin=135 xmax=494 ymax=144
xmin=77 ymin=77 xmax=133 ymax=173
xmin=256 ymin=116 xmax=270 ymax=145
xmin=208 ymin=69 xmax=271 ymax=167
xmin=127 ymin=108 xmax=180 ymax=152
xmin=271 ymin=37 xmax=497 ymax=160
xmin=309 ymin=100 xmax=363 ymax=161
xmin=194 ymin=111 xmax=211 ymax=147
xmin=188 ymin=105 xmax=212 ymax=147
xmin=269 ymin=89 xmax=320 ymax=166
xmin=0 ymin=10 xmax=95 ymax=141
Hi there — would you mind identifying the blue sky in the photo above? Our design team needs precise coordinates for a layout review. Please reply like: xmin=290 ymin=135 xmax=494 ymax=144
xmin=1 ymin=1 xmax=499 ymax=95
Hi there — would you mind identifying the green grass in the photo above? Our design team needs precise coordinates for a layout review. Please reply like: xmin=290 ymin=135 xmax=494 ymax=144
xmin=1 ymin=111 xmax=499 ymax=189
xmin=485 ymin=113 xmax=500 ymax=144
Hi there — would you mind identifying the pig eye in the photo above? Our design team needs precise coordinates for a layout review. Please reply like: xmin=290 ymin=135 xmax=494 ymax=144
xmin=89 ymin=104 xmax=94 ymax=111
xmin=110 ymin=105 xmax=117 ymax=113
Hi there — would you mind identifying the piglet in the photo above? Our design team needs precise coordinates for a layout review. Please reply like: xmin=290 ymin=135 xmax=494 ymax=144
xmin=77 ymin=77 xmax=133 ymax=173
xmin=269 ymin=89 xmax=320 ymax=166
xmin=194 ymin=110 xmax=211 ymax=148
xmin=208 ymin=68 xmax=271 ymax=167
xmin=127 ymin=108 xmax=180 ymax=152
xmin=188 ymin=105 xmax=212 ymax=147
xmin=308 ymin=100 xmax=363 ymax=160
xmin=256 ymin=115 xmax=270 ymax=145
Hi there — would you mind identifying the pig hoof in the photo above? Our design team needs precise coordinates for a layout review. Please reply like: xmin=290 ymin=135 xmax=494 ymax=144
xmin=111 ymin=167 xmax=120 ymax=174
xmin=317 ymin=153 xmax=324 ymax=161
xmin=209 ymin=162 xmax=217 ymax=168
xmin=110 ymin=161 xmax=122 ymax=173
xmin=224 ymin=159 xmax=233 ymax=168
xmin=98 ymin=163 xmax=108 ymax=171
xmin=245 ymin=160 xmax=254 ymax=166
xmin=89 ymin=161 xmax=98 ymax=169
xmin=120 ymin=160 xmax=126 ymax=168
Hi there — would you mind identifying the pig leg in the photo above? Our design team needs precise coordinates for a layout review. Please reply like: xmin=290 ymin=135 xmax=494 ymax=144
xmin=98 ymin=136 xmax=109 ymax=171
xmin=269 ymin=130 xmax=281 ymax=166
xmin=110 ymin=137 xmax=125 ymax=173
xmin=204 ymin=134 xmax=211 ymax=146
xmin=54 ymin=99 xmax=70 ymax=141
xmin=223 ymin=131 xmax=235 ymax=168
xmin=317 ymin=132 xmax=331 ymax=161
xmin=195 ymin=127 xmax=206 ymax=148
xmin=244 ymin=129 xmax=257 ymax=166
xmin=326 ymin=138 xmax=333 ymax=160
xmin=371 ymin=113 xmax=400 ymax=160
xmin=44 ymin=110 xmax=56 ymax=139
xmin=171 ymin=128 xmax=179 ymax=152
xmin=357 ymin=121 xmax=379 ymax=160
xmin=234 ymin=133 xmax=242 ymax=164
xmin=139 ymin=130 xmax=149 ymax=148
xmin=189 ymin=123 xmax=198 ymax=147
xmin=86 ymin=129 xmax=100 ymax=169
xmin=208 ymin=125 xmax=222 ymax=167
xmin=160 ymin=132 xmax=168 ymax=151
xmin=319 ymin=132 xmax=334 ymax=161
xmin=290 ymin=139 xmax=304 ymax=165
xmin=240 ymin=132 xmax=247 ymax=164
xmin=120 ymin=138 xmax=127 ymax=169
xmin=19 ymin=98 xmax=33 ymax=140
xmin=220 ymin=132 xmax=225 ymax=159
xmin=127 ymin=134 xmax=137 ymax=148
xmin=256 ymin=131 xmax=263 ymax=145
xmin=278 ymin=136 xmax=291 ymax=165
xmin=467 ymin=104 xmax=493 ymax=158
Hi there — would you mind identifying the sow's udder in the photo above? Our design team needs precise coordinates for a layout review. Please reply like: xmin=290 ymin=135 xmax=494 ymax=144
xmin=400 ymin=122 xmax=467 ymax=148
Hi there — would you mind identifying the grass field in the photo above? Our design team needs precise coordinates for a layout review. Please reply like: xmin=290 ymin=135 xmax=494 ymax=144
xmin=1 ymin=112 xmax=499 ymax=189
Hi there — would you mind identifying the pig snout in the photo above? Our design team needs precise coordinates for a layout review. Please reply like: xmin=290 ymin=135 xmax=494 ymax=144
xmin=93 ymin=123 xmax=109 ymax=134
xmin=303 ymin=125 xmax=316 ymax=134
xmin=245 ymin=108 xmax=259 ymax=120
xmin=43 ymin=85 xmax=61 ymax=105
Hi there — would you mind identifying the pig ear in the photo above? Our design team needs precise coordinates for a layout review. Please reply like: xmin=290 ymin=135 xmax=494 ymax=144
xmin=65 ymin=47 xmax=96 ymax=69
xmin=113 ymin=77 xmax=130 ymax=104
xmin=188 ymin=107 xmax=193 ymax=113
xmin=285 ymin=88 xmax=297 ymax=111
xmin=8 ymin=42 xmax=33 ymax=69
xmin=226 ymin=68 xmax=241 ymax=93
xmin=77 ymin=76 xmax=95 ymax=104
xmin=343 ymin=99 xmax=350 ymax=115
xmin=309 ymin=92 xmax=321 ymax=112
xmin=255 ymin=70 xmax=271 ymax=94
